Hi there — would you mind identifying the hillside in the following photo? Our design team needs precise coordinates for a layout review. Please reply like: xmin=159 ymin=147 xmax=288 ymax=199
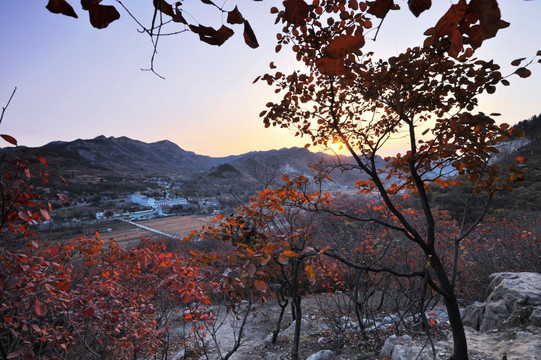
xmin=3 ymin=129 xmax=538 ymax=215
xmin=429 ymin=114 xmax=541 ymax=218
xmin=36 ymin=135 xmax=240 ymax=175
xmin=1 ymin=136 xmax=373 ymax=201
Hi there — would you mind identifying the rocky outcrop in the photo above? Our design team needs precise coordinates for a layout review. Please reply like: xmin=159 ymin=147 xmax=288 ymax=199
xmin=306 ymin=349 xmax=336 ymax=360
xmin=462 ymin=272 xmax=541 ymax=331
xmin=380 ymin=272 xmax=541 ymax=359
xmin=379 ymin=335 xmax=423 ymax=360
xmin=379 ymin=329 xmax=541 ymax=360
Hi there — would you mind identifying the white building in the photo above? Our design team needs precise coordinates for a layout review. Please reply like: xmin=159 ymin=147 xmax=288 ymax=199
xmin=130 ymin=194 xmax=187 ymax=209
xmin=130 ymin=194 xmax=156 ymax=207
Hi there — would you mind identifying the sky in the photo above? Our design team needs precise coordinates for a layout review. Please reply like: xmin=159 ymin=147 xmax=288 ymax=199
xmin=0 ymin=1 xmax=540 ymax=157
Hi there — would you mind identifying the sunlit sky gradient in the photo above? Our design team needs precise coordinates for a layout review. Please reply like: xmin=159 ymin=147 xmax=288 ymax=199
xmin=1 ymin=1 xmax=540 ymax=157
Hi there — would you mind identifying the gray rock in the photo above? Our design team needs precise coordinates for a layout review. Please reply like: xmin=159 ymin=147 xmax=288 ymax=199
xmin=379 ymin=335 xmax=419 ymax=360
xmin=306 ymin=349 xmax=336 ymax=360
xmin=462 ymin=272 xmax=541 ymax=331
xmin=281 ymin=319 xmax=315 ymax=336
xmin=529 ymin=307 xmax=541 ymax=327
xmin=462 ymin=301 xmax=485 ymax=330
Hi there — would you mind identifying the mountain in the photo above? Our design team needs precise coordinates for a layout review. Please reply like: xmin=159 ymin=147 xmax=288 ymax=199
xmin=429 ymin=115 xmax=541 ymax=218
xmin=1 ymin=136 xmax=371 ymax=201
xmin=37 ymin=135 xmax=240 ymax=175
xmin=4 ymin=128 xmax=538 ymax=215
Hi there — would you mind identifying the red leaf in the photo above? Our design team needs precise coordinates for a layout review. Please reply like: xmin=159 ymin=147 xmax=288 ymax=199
xmin=48 ymin=245 xmax=59 ymax=257
xmin=318 ymin=246 xmax=330 ymax=255
xmin=46 ymin=0 xmax=78 ymax=18
xmin=37 ymin=156 xmax=48 ymax=167
xmin=511 ymin=57 xmax=526 ymax=66
xmin=32 ymin=299 xmax=47 ymax=317
xmin=515 ymin=67 xmax=531 ymax=78
xmin=227 ymin=6 xmax=244 ymax=24
xmin=83 ymin=307 xmax=95 ymax=318
xmin=58 ymin=175 xmax=69 ymax=187
xmin=1 ymin=134 xmax=17 ymax=146
xmin=325 ymin=35 xmax=365 ymax=59
xmin=86 ymin=3 xmax=120 ymax=29
xmin=18 ymin=211 xmax=29 ymax=222
xmin=40 ymin=208 xmax=51 ymax=221
xmin=367 ymin=0 xmax=393 ymax=19
xmin=254 ymin=279 xmax=267 ymax=292
xmin=315 ymin=56 xmax=345 ymax=76
xmin=56 ymin=280 xmax=71 ymax=291
xmin=190 ymin=25 xmax=234 ymax=46
xmin=434 ymin=3 xmax=468 ymax=38
xmin=305 ymin=264 xmax=315 ymax=282
xmin=282 ymin=250 xmax=299 ymax=257
xmin=243 ymin=20 xmax=259 ymax=49
xmin=468 ymin=0 xmax=507 ymax=40
xmin=516 ymin=156 xmax=525 ymax=163
xmin=57 ymin=193 xmax=70 ymax=202
xmin=283 ymin=0 xmax=310 ymax=26
xmin=408 ymin=0 xmax=431 ymax=17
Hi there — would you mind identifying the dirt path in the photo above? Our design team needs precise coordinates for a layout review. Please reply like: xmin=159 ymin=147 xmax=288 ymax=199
xmin=170 ymin=295 xmax=377 ymax=360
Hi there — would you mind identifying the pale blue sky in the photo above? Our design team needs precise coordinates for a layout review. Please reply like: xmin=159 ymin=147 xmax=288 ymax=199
xmin=0 ymin=1 xmax=540 ymax=156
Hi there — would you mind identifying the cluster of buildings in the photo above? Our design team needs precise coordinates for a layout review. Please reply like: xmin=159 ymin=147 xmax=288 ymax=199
xmin=130 ymin=194 xmax=188 ymax=210
xmin=93 ymin=194 xmax=221 ymax=222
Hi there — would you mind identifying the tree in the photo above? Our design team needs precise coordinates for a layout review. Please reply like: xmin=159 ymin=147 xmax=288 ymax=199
xmin=44 ymin=0 xmax=512 ymax=76
xmin=31 ymin=1 xmax=537 ymax=359
xmin=188 ymin=179 xmax=324 ymax=360
xmin=0 ymin=92 xmax=214 ymax=360
xmin=44 ymin=0 xmax=261 ymax=76
xmin=255 ymin=2 xmax=539 ymax=359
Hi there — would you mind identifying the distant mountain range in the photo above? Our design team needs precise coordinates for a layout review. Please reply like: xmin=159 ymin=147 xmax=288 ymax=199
xmin=26 ymin=135 xmax=364 ymax=178
xmin=37 ymin=135 xmax=240 ymax=175
xmin=1 ymin=136 xmax=373 ymax=198
xmin=3 ymin=129 xmax=537 ymax=202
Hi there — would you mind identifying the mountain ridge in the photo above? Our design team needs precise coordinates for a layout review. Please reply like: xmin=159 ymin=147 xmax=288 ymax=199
xmin=1 ymin=136 xmax=364 ymax=196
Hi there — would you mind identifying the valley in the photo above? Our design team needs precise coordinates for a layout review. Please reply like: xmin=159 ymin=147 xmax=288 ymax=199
xmin=37 ymin=215 xmax=214 ymax=249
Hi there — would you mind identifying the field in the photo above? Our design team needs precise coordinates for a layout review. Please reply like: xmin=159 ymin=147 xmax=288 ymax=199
xmin=104 ymin=215 xmax=214 ymax=248
xmin=39 ymin=215 xmax=214 ymax=249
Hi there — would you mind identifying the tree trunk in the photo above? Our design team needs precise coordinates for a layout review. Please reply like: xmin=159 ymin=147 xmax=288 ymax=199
xmin=430 ymin=256 xmax=469 ymax=360
xmin=290 ymin=260 xmax=302 ymax=360
xmin=272 ymin=298 xmax=288 ymax=344
xmin=444 ymin=294 xmax=469 ymax=360
xmin=291 ymin=295 xmax=302 ymax=360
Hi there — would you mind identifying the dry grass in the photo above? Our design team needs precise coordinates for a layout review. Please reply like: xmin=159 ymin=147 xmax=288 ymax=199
xmin=104 ymin=215 xmax=213 ymax=248
xmin=39 ymin=215 xmax=213 ymax=249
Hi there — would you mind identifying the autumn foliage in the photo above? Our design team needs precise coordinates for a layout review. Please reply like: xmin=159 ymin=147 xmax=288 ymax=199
xmin=0 ymin=135 xmax=214 ymax=360
xmin=257 ymin=1 xmax=539 ymax=359
xmin=3 ymin=1 xmax=539 ymax=360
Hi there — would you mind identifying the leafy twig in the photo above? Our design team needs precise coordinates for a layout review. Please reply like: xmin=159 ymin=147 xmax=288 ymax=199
xmin=0 ymin=87 xmax=17 ymax=125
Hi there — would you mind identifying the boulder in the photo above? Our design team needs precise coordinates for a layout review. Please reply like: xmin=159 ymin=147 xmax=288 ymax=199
xmin=462 ymin=301 xmax=484 ymax=330
xmin=379 ymin=335 xmax=428 ymax=360
xmin=306 ymin=349 xmax=336 ymax=360
xmin=462 ymin=272 xmax=541 ymax=331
